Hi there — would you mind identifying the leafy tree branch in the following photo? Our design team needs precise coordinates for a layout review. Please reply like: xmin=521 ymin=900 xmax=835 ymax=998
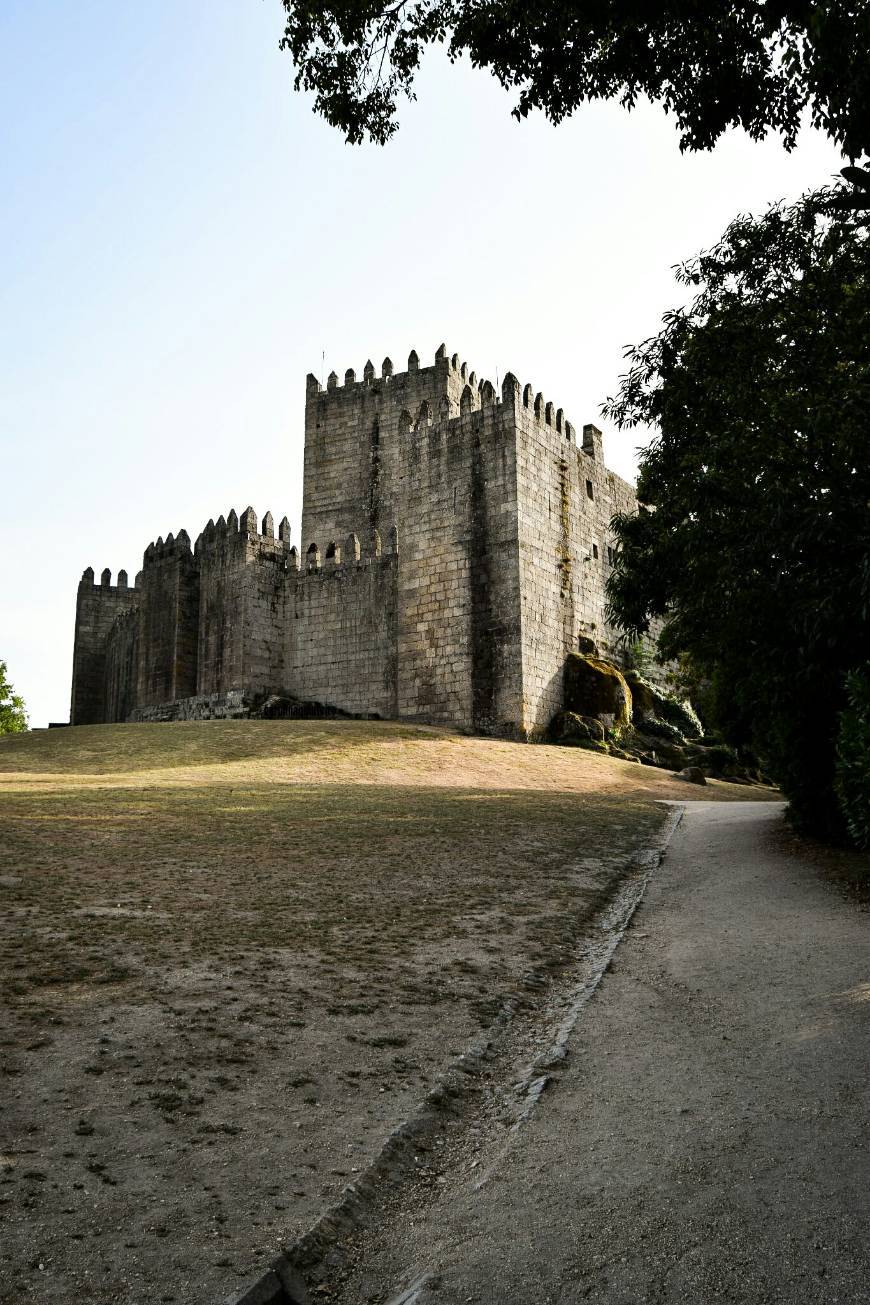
xmin=281 ymin=2 xmax=870 ymax=155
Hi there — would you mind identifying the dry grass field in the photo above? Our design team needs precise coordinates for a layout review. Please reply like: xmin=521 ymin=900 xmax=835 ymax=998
xmin=0 ymin=720 xmax=770 ymax=1305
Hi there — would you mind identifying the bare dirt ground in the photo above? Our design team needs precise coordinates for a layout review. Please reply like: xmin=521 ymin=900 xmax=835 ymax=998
xmin=0 ymin=721 xmax=771 ymax=1305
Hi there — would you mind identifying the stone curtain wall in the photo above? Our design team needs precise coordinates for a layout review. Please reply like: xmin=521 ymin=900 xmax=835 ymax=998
xmin=193 ymin=509 xmax=398 ymax=714
xmin=70 ymin=570 xmax=139 ymax=725
xmin=287 ymin=545 xmax=399 ymax=719
xmin=136 ymin=533 xmax=199 ymax=708
xmin=71 ymin=507 xmax=399 ymax=725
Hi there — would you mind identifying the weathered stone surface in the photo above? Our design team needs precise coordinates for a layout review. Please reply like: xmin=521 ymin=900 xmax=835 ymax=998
xmin=70 ymin=576 xmax=139 ymax=725
xmin=676 ymin=765 xmax=707 ymax=785
xmin=564 ymin=654 xmax=632 ymax=729
xmin=130 ymin=690 xmax=249 ymax=722
xmin=549 ymin=711 xmax=607 ymax=745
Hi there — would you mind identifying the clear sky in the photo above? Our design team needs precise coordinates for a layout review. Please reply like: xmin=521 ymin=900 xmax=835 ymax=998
xmin=1 ymin=1 xmax=844 ymax=727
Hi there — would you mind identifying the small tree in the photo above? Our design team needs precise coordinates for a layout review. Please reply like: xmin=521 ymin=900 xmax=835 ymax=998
xmin=0 ymin=661 xmax=28 ymax=734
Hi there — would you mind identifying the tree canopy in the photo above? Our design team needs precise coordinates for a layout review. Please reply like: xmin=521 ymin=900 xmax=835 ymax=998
xmin=0 ymin=661 xmax=28 ymax=735
xmin=604 ymin=183 xmax=870 ymax=842
xmin=280 ymin=2 xmax=870 ymax=155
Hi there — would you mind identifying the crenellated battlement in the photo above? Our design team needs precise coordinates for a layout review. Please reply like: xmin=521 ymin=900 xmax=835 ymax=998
xmin=306 ymin=343 xmax=582 ymax=453
xmin=507 ymin=375 xmax=577 ymax=446
xmin=142 ymin=529 xmax=193 ymax=568
xmin=296 ymin=526 xmax=397 ymax=575
xmin=78 ymin=565 xmax=137 ymax=592
xmin=306 ymin=343 xmax=496 ymax=403
xmin=184 ymin=507 xmax=294 ymax=555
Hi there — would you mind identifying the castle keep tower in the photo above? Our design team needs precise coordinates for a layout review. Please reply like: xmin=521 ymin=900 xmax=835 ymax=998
xmin=302 ymin=346 xmax=636 ymax=735
xmin=70 ymin=344 xmax=638 ymax=737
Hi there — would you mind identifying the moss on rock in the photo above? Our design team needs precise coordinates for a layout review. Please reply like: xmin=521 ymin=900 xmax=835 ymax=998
xmin=549 ymin=711 xmax=608 ymax=747
xmin=623 ymin=671 xmax=703 ymax=741
xmin=564 ymin=654 xmax=633 ymax=729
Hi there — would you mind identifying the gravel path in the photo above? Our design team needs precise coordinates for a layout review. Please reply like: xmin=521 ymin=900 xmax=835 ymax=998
xmin=330 ymin=801 xmax=870 ymax=1305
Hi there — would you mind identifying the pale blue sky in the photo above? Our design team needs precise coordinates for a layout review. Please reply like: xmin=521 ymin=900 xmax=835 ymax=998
xmin=1 ymin=1 xmax=844 ymax=726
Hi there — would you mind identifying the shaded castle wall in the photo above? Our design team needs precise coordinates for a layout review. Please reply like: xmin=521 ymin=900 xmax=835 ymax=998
xmin=196 ymin=515 xmax=249 ymax=696
xmin=70 ymin=569 xmax=139 ymax=725
xmin=395 ymin=383 xmax=522 ymax=732
xmin=136 ymin=533 xmax=200 ymax=708
xmin=509 ymin=376 xmax=638 ymax=736
xmin=240 ymin=515 xmax=293 ymax=698
xmin=285 ymin=540 xmax=399 ymax=718
xmin=195 ymin=509 xmax=293 ymax=699
xmin=104 ymin=609 xmax=140 ymax=723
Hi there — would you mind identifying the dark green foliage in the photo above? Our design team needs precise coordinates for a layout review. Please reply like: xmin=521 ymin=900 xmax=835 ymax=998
xmin=0 ymin=661 xmax=28 ymax=734
xmin=604 ymin=185 xmax=870 ymax=843
xmin=280 ymin=2 xmax=870 ymax=156
xmin=691 ymin=743 xmax=741 ymax=777
xmin=835 ymin=667 xmax=870 ymax=849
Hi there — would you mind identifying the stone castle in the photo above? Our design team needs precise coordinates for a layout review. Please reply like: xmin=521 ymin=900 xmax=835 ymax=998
xmin=70 ymin=345 xmax=641 ymax=739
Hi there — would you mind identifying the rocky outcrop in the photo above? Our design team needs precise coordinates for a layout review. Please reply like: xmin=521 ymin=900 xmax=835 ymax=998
xmin=564 ymin=654 xmax=632 ymax=730
xmin=549 ymin=711 xmax=608 ymax=751
xmin=551 ymin=653 xmax=770 ymax=787
xmin=676 ymin=765 xmax=707 ymax=785
xmin=623 ymin=671 xmax=702 ymax=741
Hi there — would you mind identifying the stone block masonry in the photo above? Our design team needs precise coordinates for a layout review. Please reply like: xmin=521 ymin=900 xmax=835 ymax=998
xmin=69 ymin=344 xmax=644 ymax=737
xmin=70 ymin=568 xmax=139 ymax=725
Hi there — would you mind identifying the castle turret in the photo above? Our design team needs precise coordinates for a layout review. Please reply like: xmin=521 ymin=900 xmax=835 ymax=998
xmin=135 ymin=529 xmax=199 ymax=709
xmin=70 ymin=566 xmax=140 ymax=724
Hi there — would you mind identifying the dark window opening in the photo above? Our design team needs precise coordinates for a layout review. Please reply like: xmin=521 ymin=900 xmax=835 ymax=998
xmin=586 ymin=479 xmax=594 ymax=500
xmin=592 ymin=543 xmax=599 ymax=560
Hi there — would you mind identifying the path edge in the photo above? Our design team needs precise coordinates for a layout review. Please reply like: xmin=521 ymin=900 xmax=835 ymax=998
xmin=223 ymin=802 xmax=686 ymax=1305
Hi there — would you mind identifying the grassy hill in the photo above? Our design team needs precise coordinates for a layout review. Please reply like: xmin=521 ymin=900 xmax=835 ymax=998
xmin=0 ymin=721 xmax=771 ymax=1305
